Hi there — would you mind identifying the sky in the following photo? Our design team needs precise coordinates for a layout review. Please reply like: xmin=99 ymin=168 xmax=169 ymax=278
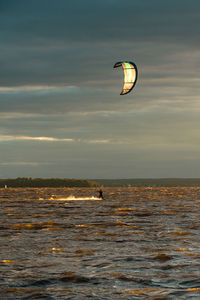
xmin=1 ymin=0 xmax=200 ymax=179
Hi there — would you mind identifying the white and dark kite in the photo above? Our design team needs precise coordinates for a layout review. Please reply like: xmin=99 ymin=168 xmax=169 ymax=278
xmin=114 ymin=61 xmax=138 ymax=95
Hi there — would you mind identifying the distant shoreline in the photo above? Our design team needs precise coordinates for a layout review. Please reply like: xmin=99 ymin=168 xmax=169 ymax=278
xmin=0 ymin=178 xmax=99 ymax=188
xmin=95 ymin=178 xmax=200 ymax=187
xmin=1 ymin=177 xmax=200 ymax=188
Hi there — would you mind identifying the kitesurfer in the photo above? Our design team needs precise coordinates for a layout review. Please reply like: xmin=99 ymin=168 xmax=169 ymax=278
xmin=98 ymin=189 xmax=104 ymax=199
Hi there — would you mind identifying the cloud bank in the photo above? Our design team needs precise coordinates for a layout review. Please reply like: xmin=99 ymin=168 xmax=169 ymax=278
xmin=1 ymin=0 xmax=200 ymax=178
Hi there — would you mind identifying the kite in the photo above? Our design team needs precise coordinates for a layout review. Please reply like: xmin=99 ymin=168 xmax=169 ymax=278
xmin=114 ymin=61 xmax=138 ymax=95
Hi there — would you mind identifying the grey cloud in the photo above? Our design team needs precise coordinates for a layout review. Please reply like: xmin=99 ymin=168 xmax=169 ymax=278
xmin=1 ymin=136 xmax=200 ymax=178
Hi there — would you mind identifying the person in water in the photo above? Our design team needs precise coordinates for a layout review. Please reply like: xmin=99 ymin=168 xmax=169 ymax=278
xmin=98 ymin=189 xmax=104 ymax=199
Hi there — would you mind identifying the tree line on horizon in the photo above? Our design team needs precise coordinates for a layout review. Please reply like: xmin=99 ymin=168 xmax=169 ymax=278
xmin=0 ymin=178 xmax=99 ymax=188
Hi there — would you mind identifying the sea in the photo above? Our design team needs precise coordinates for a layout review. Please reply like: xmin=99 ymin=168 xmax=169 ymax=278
xmin=0 ymin=187 xmax=200 ymax=299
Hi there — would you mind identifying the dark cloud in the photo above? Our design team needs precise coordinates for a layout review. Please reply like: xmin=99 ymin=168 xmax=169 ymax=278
xmin=1 ymin=0 xmax=200 ymax=86
xmin=2 ymin=0 xmax=200 ymax=44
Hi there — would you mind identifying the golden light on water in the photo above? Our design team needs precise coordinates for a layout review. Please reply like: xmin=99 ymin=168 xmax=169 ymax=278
xmin=51 ymin=248 xmax=65 ymax=252
xmin=1 ymin=260 xmax=17 ymax=264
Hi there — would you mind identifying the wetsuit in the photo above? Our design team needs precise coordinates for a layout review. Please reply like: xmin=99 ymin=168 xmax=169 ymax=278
xmin=98 ymin=189 xmax=103 ymax=199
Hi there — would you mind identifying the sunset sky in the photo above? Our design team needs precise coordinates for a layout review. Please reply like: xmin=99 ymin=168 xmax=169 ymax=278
xmin=1 ymin=0 xmax=200 ymax=178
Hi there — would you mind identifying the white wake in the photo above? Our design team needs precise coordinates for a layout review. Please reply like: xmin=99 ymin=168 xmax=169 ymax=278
xmin=39 ymin=195 xmax=102 ymax=201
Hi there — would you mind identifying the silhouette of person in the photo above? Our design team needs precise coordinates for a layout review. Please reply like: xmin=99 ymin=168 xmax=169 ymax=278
xmin=98 ymin=189 xmax=103 ymax=199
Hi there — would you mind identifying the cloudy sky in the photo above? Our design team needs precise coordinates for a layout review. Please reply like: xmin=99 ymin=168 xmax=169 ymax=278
xmin=1 ymin=0 xmax=200 ymax=178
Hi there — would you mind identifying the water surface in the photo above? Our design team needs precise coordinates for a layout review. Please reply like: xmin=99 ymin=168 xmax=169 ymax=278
xmin=1 ymin=187 xmax=200 ymax=299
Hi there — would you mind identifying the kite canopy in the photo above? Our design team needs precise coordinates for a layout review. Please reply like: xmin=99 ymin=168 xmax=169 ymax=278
xmin=114 ymin=61 xmax=138 ymax=95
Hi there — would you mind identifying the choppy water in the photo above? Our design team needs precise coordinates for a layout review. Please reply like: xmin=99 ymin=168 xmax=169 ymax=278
xmin=1 ymin=187 xmax=200 ymax=299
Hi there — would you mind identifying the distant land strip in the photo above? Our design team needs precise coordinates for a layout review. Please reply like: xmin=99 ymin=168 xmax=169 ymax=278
xmin=94 ymin=178 xmax=200 ymax=187
xmin=1 ymin=178 xmax=200 ymax=188
xmin=0 ymin=178 xmax=99 ymax=188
